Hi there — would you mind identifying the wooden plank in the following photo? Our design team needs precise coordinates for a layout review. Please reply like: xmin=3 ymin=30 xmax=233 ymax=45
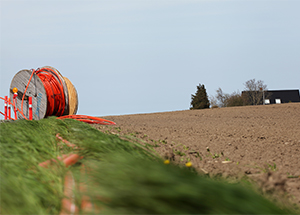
xmin=10 ymin=70 xmax=47 ymax=120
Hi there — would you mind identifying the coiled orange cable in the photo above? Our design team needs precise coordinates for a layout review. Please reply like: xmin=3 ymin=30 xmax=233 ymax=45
xmin=35 ymin=68 xmax=66 ymax=117
xmin=3 ymin=67 xmax=116 ymax=125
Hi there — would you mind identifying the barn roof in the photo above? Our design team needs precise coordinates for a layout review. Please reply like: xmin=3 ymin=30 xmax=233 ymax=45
xmin=241 ymin=89 xmax=300 ymax=104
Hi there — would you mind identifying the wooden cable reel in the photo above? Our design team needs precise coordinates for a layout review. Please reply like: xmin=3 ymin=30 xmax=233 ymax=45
xmin=9 ymin=66 xmax=78 ymax=120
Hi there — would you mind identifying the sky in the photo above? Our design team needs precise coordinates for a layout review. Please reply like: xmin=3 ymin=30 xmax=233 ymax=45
xmin=1 ymin=0 xmax=299 ymax=118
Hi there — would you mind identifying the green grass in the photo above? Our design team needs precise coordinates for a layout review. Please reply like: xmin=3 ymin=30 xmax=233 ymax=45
xmin=0 ymin=118 xmax=295 ymax=214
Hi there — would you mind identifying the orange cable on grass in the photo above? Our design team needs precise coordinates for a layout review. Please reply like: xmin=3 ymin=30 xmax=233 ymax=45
xmin=37 ymin=134 xmax=102 ymax=214
xmin=57 ymin=115 xmax=116 ymax=125
xmin=56 ymin=133 xmax=78 ymax=149
xmin=38 ymin=154 xmax=83 ymax=169
xmin=60 ymin=171 xmax=79 ymax=215
xmin=63 ymin=154 xmax=84 ymax=167
xmin=38 ymin=136 xmax=82 ymax=214
xmin=38 ymin=154 xmax=69 ymax=168
xmin=60 ymin=166 xmax=101 ymax=215
xmin=79 ymin=164 xmax=101 ymax=213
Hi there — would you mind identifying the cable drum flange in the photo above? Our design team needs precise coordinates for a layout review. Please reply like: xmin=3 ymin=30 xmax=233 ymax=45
xmin=10 ymin=70 xmax=47 ymax=120
xmin=63 ymin=77 xmax=78 ymax=115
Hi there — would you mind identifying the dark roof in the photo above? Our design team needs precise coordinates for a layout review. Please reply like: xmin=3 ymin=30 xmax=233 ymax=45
xmin=267 ymin=89 xmax=300 ymax=103
xmin=241 ymin=89 xmax=300 ymax=104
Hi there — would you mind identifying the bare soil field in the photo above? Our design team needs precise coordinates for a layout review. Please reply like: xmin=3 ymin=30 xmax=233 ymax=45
xmin=94 ymin=103 xmax=300 ymax=207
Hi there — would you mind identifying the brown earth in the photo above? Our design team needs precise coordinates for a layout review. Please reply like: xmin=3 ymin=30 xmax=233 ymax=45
xmin=93 ymin=103 xmax=300 ymax=208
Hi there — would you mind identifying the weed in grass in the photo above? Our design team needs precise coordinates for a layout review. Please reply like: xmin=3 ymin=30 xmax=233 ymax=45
xmin=159 ymin=139 xmax=167 ymax=144
xmin=189 ymin=150 xmax=202 ymax=161
xmin=286 ymin=173 xmax=299 ymax=178
xmin=174 ymin=150 xmax=186 ymax=156
xmin=212 ymin=153 xmax=221 ymax=159
xmin=129 ymin=132 xmax=136 ymax=137
xmin=244 ymin=163 xmax=278 ymax=174
xmin=206 ymin=147 xmax=223 ymax=159
xmin=197 ymin=154 xmax=202 ymax=161
xmin=268 ymin=163 xmax=277 ymax=172
xmin=183 ymin=145 xmax=189 ymax=150
xmin=174 ymin=142 xmax=183 ymax=148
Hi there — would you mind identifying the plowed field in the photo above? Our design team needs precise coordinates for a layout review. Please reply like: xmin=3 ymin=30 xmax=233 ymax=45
xmin=94 ymin=103 xmax=300 ymax=206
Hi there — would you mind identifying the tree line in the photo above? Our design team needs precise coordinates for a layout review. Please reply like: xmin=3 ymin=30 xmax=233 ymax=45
xmin=190 ymin=79 xmax=269 ymax=109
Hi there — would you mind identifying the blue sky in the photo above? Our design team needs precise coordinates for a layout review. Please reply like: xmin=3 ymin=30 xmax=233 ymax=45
xmin=1 ymin=0 xmax=299 ymax=117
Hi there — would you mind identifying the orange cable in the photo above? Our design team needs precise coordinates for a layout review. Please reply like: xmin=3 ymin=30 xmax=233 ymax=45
xmin=58 ymin=115 xmax=116 ymax=125
xmin=35 ymin=68 xmax=66 ymax=117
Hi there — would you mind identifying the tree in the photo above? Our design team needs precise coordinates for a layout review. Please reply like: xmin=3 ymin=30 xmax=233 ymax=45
xmin=243 ymin=79 xmax=269 ymax=105
xmin=215 ymin=88 xmax=243 ymax=107
xmin=216 ymin=88 xmax=230 ymax=107
xmin=190 ymin=83 xmax=210 ymax=109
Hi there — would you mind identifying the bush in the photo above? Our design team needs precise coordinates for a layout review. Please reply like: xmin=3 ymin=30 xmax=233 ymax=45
xmin=226 ymin=92 xmax=244 ymax=107
xmin=215 ymin=88 xmax=244 ymax=107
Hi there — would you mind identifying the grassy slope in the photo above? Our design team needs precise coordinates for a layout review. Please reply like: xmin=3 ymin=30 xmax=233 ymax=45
xmin=0 ymin=118 xmax=294 ymax=214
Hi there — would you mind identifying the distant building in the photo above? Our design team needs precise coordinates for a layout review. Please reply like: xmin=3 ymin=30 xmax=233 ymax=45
xmin=264 ymin=90 xmax=300 ymax=104
xmin=242 ymin=89 xmax=300 ymax=105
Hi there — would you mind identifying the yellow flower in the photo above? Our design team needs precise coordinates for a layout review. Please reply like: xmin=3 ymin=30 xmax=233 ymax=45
xmin=185 ymin=162 xmax=192 ymax=167
xmin=164 ymin=160 xmax=170 ymax=164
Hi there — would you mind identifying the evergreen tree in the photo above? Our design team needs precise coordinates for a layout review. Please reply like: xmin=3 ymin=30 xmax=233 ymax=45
xmin=190 ymin=83 xmax=210 ymax=109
